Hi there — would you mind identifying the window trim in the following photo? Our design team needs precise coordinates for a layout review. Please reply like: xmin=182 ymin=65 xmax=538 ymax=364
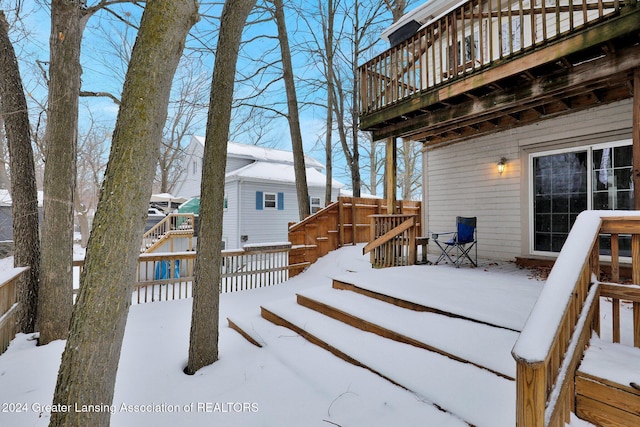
xmin=263 ymin=192 xmax=277 ymax=209
xmin=528 ymin=138 xmax=632 ymax=256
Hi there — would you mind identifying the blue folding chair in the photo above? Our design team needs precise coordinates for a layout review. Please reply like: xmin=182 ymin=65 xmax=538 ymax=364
xmin=432 ymin=216 xmax=477 ymax=267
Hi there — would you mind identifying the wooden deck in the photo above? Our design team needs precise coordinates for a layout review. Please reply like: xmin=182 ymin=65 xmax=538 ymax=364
xmin=229 ymin=256 xmax=542 ymax=426
xmin=230 ymin=212 xmax=640 ymax=426
xmin=358 ymin=0 xmax=640 ymax=147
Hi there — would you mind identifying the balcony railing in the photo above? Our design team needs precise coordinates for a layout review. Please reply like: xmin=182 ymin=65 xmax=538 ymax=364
xmin=359 ymin=0 xmax=629 ymax=116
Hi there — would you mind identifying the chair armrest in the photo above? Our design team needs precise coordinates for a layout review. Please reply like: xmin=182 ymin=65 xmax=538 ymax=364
xmin=431 ymin=231 xmax=455 ymax=240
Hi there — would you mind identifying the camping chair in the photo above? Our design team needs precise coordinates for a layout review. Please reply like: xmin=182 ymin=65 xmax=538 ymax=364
xmin=432 ymin=216 xmax=477 ymax=267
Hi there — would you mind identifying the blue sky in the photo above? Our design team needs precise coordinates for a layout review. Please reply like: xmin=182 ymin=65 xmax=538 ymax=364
xmin=9 ymin=0 xmax=401 ymax=191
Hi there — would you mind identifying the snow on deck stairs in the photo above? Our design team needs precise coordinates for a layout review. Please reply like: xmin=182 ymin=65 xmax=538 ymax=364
xmin=251 ymin=276 xmax=519 ymax=427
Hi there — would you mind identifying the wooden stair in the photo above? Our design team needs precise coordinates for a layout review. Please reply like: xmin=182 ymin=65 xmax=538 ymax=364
xmin=246 ymin=277 xmax=520 ymax=427
xmin=141 ymin=213 xmax=194 ymax=253
xmin=253 ymin=283 xmax=640 ymax=427
xmin=575 ymin=338 xmax=640 ymax=426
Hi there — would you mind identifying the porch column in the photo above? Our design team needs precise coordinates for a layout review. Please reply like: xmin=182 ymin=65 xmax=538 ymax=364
xmin=385 ymin=137 xmax=397 ymax=214
xmin=634 ymin=68 xmax=640 ymax=209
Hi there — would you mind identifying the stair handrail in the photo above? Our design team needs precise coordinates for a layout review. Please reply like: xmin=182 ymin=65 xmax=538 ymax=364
xmin=512 ymin=211 xmax=640 ymax=426
xmin=288 ymin=201 xmax=339 ymax=232
xmin=141 ymin=213 xmax=194 ymax=252
xmin=362 ymin=215 xmax=416 ymax=255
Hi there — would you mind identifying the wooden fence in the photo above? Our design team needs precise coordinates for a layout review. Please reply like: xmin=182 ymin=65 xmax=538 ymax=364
xmin=512 ymin=212 xmax=640 ymax=426
xmin=0 ymin=267 xmax=28 ymax=356
xmin=72 ymin=243 xmax=309 ymax=304
xmin=288 ymin=196 xmax=422 ymax=275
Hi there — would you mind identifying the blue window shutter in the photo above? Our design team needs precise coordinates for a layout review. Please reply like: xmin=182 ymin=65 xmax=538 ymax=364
xmin=277 ymin=192 xmax=284 ymax=210
xmin=256 ymin=191 xmax=263 ymax=210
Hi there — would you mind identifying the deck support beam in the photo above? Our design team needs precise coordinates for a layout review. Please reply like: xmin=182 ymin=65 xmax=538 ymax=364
xmin=634 ymin=68 xmax=640 ymax=210
xmin=385 ymin=137 xmax=397 ymax=214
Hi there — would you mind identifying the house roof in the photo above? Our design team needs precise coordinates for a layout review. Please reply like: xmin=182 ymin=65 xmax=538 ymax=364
xmin=191 ymin=136 xmax=325 ymax=170
xmin=0 ymin=189 xmax=44 ymax=207
xmin=226 ymin=162 xmax=344 ymax=189
xmin=380 ymin=0 xmax=461 ymax=42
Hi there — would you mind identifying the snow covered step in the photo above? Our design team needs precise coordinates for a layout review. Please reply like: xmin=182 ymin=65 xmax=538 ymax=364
xmin=261 ymin=299 xmax=515 ymax=427
xmin=296 ymin=287 xmax=518 ymax=380
xmin=333 ymin=278 xmax=526 ymax=332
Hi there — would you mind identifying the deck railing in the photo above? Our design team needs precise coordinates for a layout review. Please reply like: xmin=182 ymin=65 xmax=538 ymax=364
xmin=512 ymin=212 xmax=640 ymax=426
xmin=359 ymin=0 xmax=629 ymax=115
xmin=0 ymin=267 xmax=28 ymax=355
xmin=73 ymin=243 xmax=307 ymax=304
xmin=140 ymin=213 xmax=195 ymax=253
xmin=363 ymin=214 xmax=418 ymax=267
xmin=288 ymin=196 xmax=422 ymax=273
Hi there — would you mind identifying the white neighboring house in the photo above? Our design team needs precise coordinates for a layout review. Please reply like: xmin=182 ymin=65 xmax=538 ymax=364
xmin=173 ymin=136 xmax=344 ymax=250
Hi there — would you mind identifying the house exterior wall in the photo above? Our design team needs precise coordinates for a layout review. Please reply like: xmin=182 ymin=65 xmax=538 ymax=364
xmin=424 ymin=98 xmax=634 ymax=261
xmin=232 ymin=180 xmax=332 ymax=249
xmin=173 ymin=141 xmax=253 ymax=199
xmin=222 ymin=180 xmax=240 ymax=250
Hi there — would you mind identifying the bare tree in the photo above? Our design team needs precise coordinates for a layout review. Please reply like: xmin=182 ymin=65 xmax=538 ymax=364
xmin=187 ymin=0 xmax=256 ymax=375
xmin=37 ymin=0 xmax=90 ymax=345
xmin=50 ymin=2 xmax=198 ymax=426
xmin=75 ymin=119 xmax=110 ymax=247
xmin=0 ymin=119 xmax=11 ymax=189
xmin=157 ymin=58 xmax=209 ymax=194
xmin=398 ymin=138 xmax=421 ymax=200
xmin=0 ymin=10 xmax=40 ymax=333
xmin=271 ymin=0 xmax=309 ymax=219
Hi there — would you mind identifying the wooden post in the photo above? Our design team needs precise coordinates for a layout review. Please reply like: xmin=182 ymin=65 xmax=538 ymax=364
xmin=385 ymin=137 xmax=397 ymax=214
xmin=515 ymin=362 xmax=546 ymax=427
xmin=633 ymin=68 xmax=640 ymax=209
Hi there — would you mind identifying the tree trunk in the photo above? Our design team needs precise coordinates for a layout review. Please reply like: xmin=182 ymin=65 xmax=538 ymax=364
xmin=49 ymin=2 xmax=198 ymax=426
xmin=37 ymin=0 xmax=86 ymax=345
xmin=273 ymin=0 xmax=310 ymax=220
xmin=0 ymin=11 xmax=41 ymax=333
xmin=186 ymin=0 xmax=256 ymax=375
xmin=323 ymin=0 xmax=335 ymax=206
xmin=0 ymin=123 xmax=11 ymax=190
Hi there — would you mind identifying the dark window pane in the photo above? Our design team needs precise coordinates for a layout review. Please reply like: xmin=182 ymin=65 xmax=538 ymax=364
xmin=552 ymin=234 xmax=568 ymax=252
xmin=535 ymin=233 xmax=552 ymax=252
xmin=536 ymin=195 xmax=551 ymax=213
xmin=552 ymin=195 xmax=569 ymax=213
xmin=617 ymin=191 xmax=633 ymax=210
xmin=593 ymin=192 xmax=609 ymax=210
xmin=552 ymin=214 xmax=569 ymax=233
xmin=615 ymin=168 xmax=632 ymax=190
xmin=614 ymin=145 xmax=632 ymax=167
xmin=535 ymin=214 xmax=551 ymax=232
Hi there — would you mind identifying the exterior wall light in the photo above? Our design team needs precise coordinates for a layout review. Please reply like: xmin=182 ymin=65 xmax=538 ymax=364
xmin=497 ymin=157 xmax=507 ymax=175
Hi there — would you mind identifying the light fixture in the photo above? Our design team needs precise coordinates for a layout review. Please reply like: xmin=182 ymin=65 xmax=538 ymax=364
xmin=497 ymin=157 xmax=507 ymax=175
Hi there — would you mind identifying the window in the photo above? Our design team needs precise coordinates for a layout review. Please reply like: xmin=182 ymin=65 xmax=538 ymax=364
xmin=223 ymin=192 xmax=228 ymax=210
xmin=256 ymin=191 xmax=284 ymax=210
xmin=531 ymin=141 xmax=633 ymax=254
xmin=310 ymin=197 xmax=322 ymax=214
xmin=448 ymin=33 xmax=479 ymax=70
xmin=192 ymin=159 xmax=198 ymax=175
xmin=501 ymin=16 xmax=521 ymax=56
xmin=264 ymin=193 xmax=277 ymax=209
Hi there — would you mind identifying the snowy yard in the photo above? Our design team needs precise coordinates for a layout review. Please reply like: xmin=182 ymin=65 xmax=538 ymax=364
xmin=0 ymin=244 xmax=630 ymax=426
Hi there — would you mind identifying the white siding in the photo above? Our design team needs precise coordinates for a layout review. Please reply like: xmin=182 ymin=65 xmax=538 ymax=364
xmin=425 ymin=98 xmax=634 ymax=261
xmin=230 ymin=181 xmax=334 ymax=249
xmin=226 ymin=157 xmax=253 ymax=173
xmin=222 ymin=181 xmax=240 ymax=250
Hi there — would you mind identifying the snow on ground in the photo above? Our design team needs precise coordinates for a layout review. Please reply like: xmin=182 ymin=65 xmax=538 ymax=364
xmin=0 ymin=244 xmax=614 ymax=426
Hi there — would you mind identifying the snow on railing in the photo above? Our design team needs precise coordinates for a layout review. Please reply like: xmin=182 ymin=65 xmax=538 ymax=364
xmin=512 ymin=210 xmax=640 ymax=426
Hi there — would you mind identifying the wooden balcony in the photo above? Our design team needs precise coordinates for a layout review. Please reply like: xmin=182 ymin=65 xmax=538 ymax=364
xmin=358 ymin=0 xmax=640 ymax=147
